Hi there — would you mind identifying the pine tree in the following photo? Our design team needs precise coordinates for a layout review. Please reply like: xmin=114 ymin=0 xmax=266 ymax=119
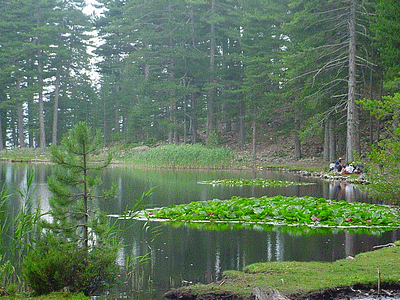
xmin=373 ymin=0 xmax=400 ymax=91
xmin=24 ymin=122 xmax=119 ymax=296
xmin=47 ymin=121 xmax=113 ymax=249
xmin=283 ymin=0 xmax=375 ymax=162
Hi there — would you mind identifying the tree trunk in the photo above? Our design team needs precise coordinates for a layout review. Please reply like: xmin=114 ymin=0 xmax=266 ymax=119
xmin=238 ymin=101 xmax=245 ymax=149
xmin=83 ymin=145 xmax=88 ymax=251
xmin=191 ymin=93 xmax=198 ymax=144
xmin=168 ymin=102 xmax=178 ymax=144
xmin=328 ymin=118 xmax=336 ymax=162
xmin=368 ymin=51 xmax=374 ymax=148
xmin=27 ymin=60 xmax=34 ymax=148
xmin=36 ymin=9 xmax=46 ymax=151
xmin=189 ymin=6 xmax=198 ymax=144
xmin=183 ymin=98 xmax=187 ymax=144
xmin=346 ymin=0 xmax=357 ymax=162
xmin=17 ymin=102 xmax=25 ymax=148
xmin=114 ymin=85 xmax=120 ymax=136
xmin=207 ymin=0 xmax=216 ymax=143
xmin=324 ymin=117 xmax=336 ymax=161
xmin=252 ymin=117 xmax=256 ymax=161
xmin=0 ymin=112 xmax=3 ymax=151
xmin=11 ymin=114 xmax=17 ymax=147
xmin=38 ymin=49 xmax=46 ymax=150
xmin=222 ymin=102 xmax=232 ymax=132
xmin=16 ymin=81 xmax=25 ymax=148
xmin=294 ymin=119 xmax=301 ymax=160
xmin=323 ymin=120 xmax=329 ymax=161
xmin=52 ymin=68 xmax=61 ymax=145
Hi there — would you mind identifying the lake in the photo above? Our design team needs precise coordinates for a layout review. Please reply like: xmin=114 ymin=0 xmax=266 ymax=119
xmin=1 ymin=163 xmax=398 ymax=299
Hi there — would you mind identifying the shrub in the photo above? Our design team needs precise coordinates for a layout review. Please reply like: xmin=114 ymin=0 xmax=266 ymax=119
xmin=23 ymin=234 xmax=119 ymax=296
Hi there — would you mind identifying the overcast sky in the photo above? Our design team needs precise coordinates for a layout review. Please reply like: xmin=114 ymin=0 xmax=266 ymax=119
xmin=83 ymin=0 xmax=104 ymax=16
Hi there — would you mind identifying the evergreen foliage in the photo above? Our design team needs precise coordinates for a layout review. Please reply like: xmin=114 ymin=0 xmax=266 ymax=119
xmin=0 ymin=0 xmax=400 ymax=169
xmin=23 ymin=122 xmax=119 ymax=296
xmin=373 ymin=0 xmax=400 ymax=91
xmin=0 ymin=0 xmax=92 ymax=148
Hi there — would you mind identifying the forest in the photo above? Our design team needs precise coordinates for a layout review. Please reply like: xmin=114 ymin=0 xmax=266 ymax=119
xmin=0 ymin=0 xmax=399 ymax=164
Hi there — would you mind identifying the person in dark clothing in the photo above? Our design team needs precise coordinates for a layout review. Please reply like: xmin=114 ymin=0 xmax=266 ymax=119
xmin=335 ymin=157 xmax=343 ymax=172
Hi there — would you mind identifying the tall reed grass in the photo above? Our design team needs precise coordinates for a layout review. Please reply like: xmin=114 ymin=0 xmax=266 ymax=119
xmin=0 ymin=170 xmax=43 ymax=294
xmin=125 ymin=144 xmax=235 ymax=168
xmin=0 ymin=148 xmax=49 ymax=162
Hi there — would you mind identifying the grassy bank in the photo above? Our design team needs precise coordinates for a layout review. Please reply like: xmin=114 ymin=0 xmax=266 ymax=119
xmin=165 ymin=241 xmax=400 ymax=299
xmin=0 ymin=148 xmax=49 ymax=162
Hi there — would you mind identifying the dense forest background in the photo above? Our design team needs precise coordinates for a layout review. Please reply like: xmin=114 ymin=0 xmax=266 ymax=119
xmin=0 ymin=0 xmax=399 ymax=163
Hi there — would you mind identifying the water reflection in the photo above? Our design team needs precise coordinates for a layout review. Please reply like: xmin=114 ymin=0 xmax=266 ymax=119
xmin=116 ymin=220 xmax=398 ymax=299
xmin=0 ymin=164 xmax=397 ymax=299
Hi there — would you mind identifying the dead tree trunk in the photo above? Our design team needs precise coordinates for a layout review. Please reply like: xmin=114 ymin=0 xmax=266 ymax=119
xmin=346 ymin=0 xmax=357 ymax=162
xmin=328 ymin=118 xmax=336 ymax=162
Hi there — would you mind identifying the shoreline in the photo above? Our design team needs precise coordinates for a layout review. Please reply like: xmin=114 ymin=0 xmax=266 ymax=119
xmin=162 ymin=242 xmax=400 ymax=300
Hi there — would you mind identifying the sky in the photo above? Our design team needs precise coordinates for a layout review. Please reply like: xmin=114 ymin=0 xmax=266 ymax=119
xmin=82 ymin=0 xmax=105 ymax=84
xmin=82 ymin=0 xmax=104 ymax=17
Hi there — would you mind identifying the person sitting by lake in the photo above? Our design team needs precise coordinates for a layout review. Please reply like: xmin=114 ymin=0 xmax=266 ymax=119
xmin=335 ymin=157 xmax=343 ymax=172
xmin=342 ymin=164 xmax=354 ymax=174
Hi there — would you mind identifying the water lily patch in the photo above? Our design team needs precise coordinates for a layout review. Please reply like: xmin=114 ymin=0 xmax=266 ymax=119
xmin=198 ymin=178 xmax=314 ymax=187
xmin=137 ymin=195 xmax=400 ymax=231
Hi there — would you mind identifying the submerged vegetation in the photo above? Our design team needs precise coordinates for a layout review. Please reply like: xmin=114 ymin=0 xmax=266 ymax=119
xmin=137 ymin=196 xmax=400 ymax=234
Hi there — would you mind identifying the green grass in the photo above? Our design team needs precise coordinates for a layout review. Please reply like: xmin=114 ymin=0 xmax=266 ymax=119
xmin=0 ymin=148 xmax=49 ymax=162
xmin=120 ymin=144 xmax=236 ymax=168
xmin=172 ymin=242 xmax=400 ymax=299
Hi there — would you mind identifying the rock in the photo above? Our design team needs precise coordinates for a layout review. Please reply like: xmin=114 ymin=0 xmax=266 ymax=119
xmin=251 ymin=287 xmax=289 ymax=300
xmin=132 ymin=145 xmax=150 ymax=151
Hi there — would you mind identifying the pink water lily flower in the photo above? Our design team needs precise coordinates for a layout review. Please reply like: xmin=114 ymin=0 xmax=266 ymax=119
xmin=209 ymin=212 xmax=215 ymax=216
xmin=311 ymin=217 xmax=319 ymax=222
xmin=148 ymin=212 xmax=154 ymax=216
xmin=366 ymin=219 xmax=372 ymax=223
xmin=345 ymin=217 xmax=352 ymax=222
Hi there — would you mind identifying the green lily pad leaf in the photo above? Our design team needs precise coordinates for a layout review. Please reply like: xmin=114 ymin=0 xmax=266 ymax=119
xmin=127 ymin=195 xmax=400 ymax=235
xmin=198 ymin=178 xmax=314 ymax=188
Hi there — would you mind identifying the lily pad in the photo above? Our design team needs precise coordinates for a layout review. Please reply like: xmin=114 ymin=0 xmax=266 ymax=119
xmin=198 ymin=178 xmax=314 ymax=187
xmin=129 ymin=195 xmax=400 ymax=235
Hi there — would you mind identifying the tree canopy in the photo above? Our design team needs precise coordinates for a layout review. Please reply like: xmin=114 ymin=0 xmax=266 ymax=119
xmin=0 ymin=0 xmax=399 ymax=166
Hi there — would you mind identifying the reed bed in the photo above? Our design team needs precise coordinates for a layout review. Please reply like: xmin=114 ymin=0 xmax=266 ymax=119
xmin=124 ymin=144 xmax=236 ymax=168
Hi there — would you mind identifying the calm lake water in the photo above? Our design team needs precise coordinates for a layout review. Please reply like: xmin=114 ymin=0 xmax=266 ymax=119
xmin=1 ymin=163 xmax=399 ymax=299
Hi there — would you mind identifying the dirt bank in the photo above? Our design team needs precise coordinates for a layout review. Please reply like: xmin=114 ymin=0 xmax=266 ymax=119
xmin=164 ymin=283 xmax=400 ymax=300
